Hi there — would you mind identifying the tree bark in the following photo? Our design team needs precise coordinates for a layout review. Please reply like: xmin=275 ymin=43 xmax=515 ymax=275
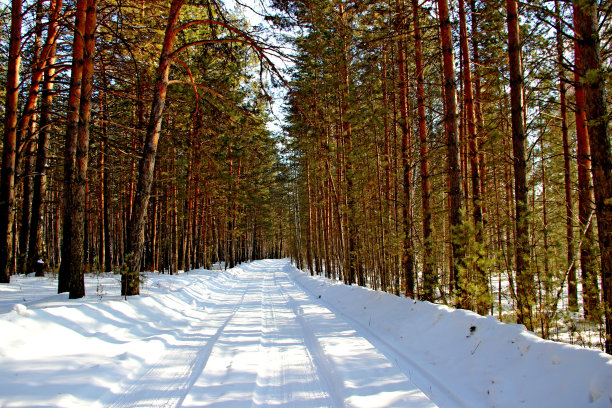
xmin=437 ymin=0 xmax=464 ymax=299
xmin=58 ymin=0 xmax=87 ymax=293
xmin=411 ymin=0 xmax=434 ymax=300
xmin=506 ymin=0 xmax=533 ymax=330
xmin=556 ymin=0 xmax=577 ymax=311
xmin=0 ymin=0 xmax=23 ymax=283
xmin=124 ymin=0 xmax=186 ymax=296
xmin=459 ymin=0 xmax=487 ymax=313
xmin=66 ymin=0 xmax=97 ymax=299
xmin=573 ymin=55 xmax=599 ymax=319
xmin=573 ymin=0 xmax=612 ymax=353
xmin=396 ymin=1 xmax=414 ymax=298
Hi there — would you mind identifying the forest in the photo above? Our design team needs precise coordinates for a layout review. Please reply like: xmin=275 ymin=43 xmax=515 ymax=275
xmin=0 ymin=0 xmax=611 ymax=356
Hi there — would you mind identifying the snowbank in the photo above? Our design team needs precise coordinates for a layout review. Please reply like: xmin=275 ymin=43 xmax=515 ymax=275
xmin=288 ymin=263 xmax=612 ymax=408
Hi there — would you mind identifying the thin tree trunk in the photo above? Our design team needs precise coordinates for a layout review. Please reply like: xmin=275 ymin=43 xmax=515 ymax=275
xmin=556 ymin=0 xmax=577 ymax=311
xmin=337 ymin=2 xmax=357 ymax=286
xmin=459 ymin=0 xmax=487 ymax=313
xmin=0 ymin=0 xmax=23 ymax=283
xmin=100 ymin=65 xmax=113 ymax=273
xmin=396 ymin=0 xmax=414 ymax=298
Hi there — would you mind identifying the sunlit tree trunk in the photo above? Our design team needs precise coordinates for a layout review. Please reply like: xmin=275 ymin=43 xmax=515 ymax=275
xmin=58 ymin=0 xmax=87 ymax=293
xmin=0 ymin=0 xmax=23 ymax=283
xmin=66 ymin=0 xmax=97 ymax=299
xmin=124 ymin=0 xmax=186 ymax=295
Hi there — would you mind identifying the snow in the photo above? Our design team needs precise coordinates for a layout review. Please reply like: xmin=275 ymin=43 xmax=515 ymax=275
xmin=0 ymin=259 xmax=610 ymax=407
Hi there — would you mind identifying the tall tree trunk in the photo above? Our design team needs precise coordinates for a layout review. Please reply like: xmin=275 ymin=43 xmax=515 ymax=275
xmin=124 ymin=0 xmax=185 ymax=296
xmin=396 ymin=1 xmax=414 ymax=298
xmin=459 ymin=0 xmax=487 ymax=313
xmin=573 ymin=53 xmax=599 ymax=319
xmin=437 ymin=0 xmax=464 ymax=299
xmin=18 ymin=128 xmax=36 ymax=275
xmin=506 ymin=0 xmax=533 ymax=330
xmin=17 ymin=0 xmax=44 ymax=275
xmin=573 ymin=0 xmax=612 ymax=353
xmin=306 ymin=160 xmax=314 ymax=275
xmin=337 ymin=2 xmax=357 ymax=286
xmin=556 ymin=0 xmax=577 ymax=311
xmin=0 ymin=0 xmax=23 ymax=283
xmin=99 ymin=65 xmax=113 ymax=273
xmin=412 ymin=0 xmax=434 ymax=302
xmin=28 ymin=0 xmax=61 ymax=275
xmin=58 ymin=0 xmax=87 ymax=293
xmin=67 ymin=0 xmax=97 ymax=299
xmin=408 ymin=4 xmax=426 ymax=296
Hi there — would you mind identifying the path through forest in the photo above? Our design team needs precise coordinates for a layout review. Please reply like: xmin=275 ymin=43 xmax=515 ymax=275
xmin=2 ymin=259 xmax=610 ymax=407
xmin=103 ymin=259 xmax=440 ymax=407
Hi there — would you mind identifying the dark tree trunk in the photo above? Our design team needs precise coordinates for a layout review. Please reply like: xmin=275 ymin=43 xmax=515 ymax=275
xmin=99 ymin=67 xmax=113 ymax=273
xmin=506 ymin=0 xmax=533 ymax=330
xmin=412 ymin=0 xmax=434 ymax=302
xmin=28 ymin=10 xmax=60 ymax=276
xmin=573 ymin=0 xmax=612 ymax=354
xmin=396 ymin=1 xmax=414 ymax=298
xmin=437 ymin=0 xmax=464 ymax=299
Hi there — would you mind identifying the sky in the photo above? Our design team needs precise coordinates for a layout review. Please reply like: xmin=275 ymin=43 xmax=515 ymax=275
xmin=222 ymin=0 xmax=293 ymax=136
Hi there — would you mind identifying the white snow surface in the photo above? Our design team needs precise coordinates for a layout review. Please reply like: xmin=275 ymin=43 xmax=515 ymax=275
xmin=0 ymin=259 xmax=610 ymax=407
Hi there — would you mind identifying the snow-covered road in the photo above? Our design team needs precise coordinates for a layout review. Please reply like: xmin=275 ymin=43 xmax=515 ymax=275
xmin=104 ymin=260 xmax=437 ymax=407
xmin=1 ymin=259 xmax=610 ymax=407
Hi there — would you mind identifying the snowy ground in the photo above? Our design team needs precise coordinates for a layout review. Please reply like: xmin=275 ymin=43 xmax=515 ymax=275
xmin=0 ymin=259 xmax=610 ymax=407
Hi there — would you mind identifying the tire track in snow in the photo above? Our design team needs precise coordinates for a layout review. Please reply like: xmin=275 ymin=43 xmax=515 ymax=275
xmin=104 ymin=279 xmax=249 ymax=408
xmin=288 ymin=269 xmax=470 ymax=408
xmin=250 ymin=269 xmax=333 ymax=407
xmin=277 ymin=267 xmax=438 ymax=408
xmin=279 ymin=282 xmax=346 ymax=407
xmin=179 ymin=269 xmax=267 ymax=407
